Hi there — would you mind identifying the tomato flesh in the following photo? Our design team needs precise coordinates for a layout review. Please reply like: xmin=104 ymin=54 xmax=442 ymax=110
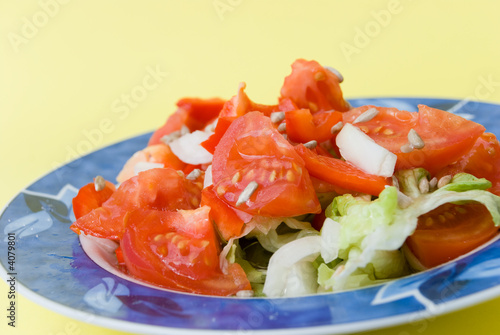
xmin=438 ymin=132 xmax=500 ymax=195
xmin=148 ymin=97 xmax=224 ymax=146
xmin=406 ymin=202 xmax=499 ymax=268
xmin=72 ymin=179 xmax=116 ymax=220
xmin=121 ymin=207 xmax=251 ymax=295
xmin=70 ymin=168 xmax=202 ymax=240
xmin=285 ymin=109 xmax=343 ymax=143
xmin=280 ymin=59 xmax=350 ymax=113
xmin=342 ymin=105 xmax=486 ymax=174
xmin=295 ymin=144 xmax=390 ymax=196
xmin=212 ymin=111 xmax=321 ymax=217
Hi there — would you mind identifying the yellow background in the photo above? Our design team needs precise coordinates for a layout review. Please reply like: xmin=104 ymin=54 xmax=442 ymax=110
xmin=1 ymin=0 xmax=500 ymax=334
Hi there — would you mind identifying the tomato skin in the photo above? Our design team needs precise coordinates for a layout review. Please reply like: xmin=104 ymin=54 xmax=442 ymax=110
xmin=116 ymin=144 xmax=186 ymax=183
xmin=285 ymin=109 xmax=343 ymax=143
xmin=212 ymin=112 xmax=321 ymax=217
xmin=343 ymin=105 xmax=486 ymax=174
xmin=280 ymin=59 xmax=350 ymax=113
xmin=72 ymin=180 xmax=116 ymax=220
xmin=200 ymin=116 xmax=236 ymax=155
xmin=148 ymin=98 xmax=225 ymax=146
xmin=295 ymin=144 xmax=390 ymax=196
xmin=201 ymin=186 xmax=252 ymax=241
xmin=438 ymin=133 xmax=500 ymax=195
xmin=406 ymin=203 xmax=499 ymax=268
xmin=121 ymin=207 xmax=251 ymax=296
xmin=70 ymin=168 xmax=202 ymax=240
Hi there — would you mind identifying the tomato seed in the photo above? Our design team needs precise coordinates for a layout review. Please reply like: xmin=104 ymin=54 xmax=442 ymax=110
xmin=286 ymin=170 xmax=296 ymax=182
xmin=268 ymin=170 xmax=277 ymax=183
xmin=314 ymin=71 xmax=326 ymax=81
xmin=308 ymin=102 xmax=319 ymax=113
xmin=232 ymin=171 xmax=242 ymax=184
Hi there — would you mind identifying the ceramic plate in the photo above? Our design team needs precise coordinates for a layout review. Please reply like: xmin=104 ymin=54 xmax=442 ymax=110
xmin=2 ymin=98 xmax=500 ymax=335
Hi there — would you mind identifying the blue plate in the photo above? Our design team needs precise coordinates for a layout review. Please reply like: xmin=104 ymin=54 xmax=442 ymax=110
xmin=2 ymin=98 xmax=500 ymax=334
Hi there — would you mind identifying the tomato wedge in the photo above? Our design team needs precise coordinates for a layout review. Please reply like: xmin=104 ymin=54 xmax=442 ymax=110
xmin=70 ymin=168 xmax=202 ymax=240
xmin=72 ymin=179 xmax=116 ymax=220
xmin=285 ymin=109 xmax=343 ymax=143
xmin=295 ymin=144 xmax=390 ymax=196
xmin=121 ymin=207 xmax=251 ymax=296
xmin=406 ymin=202 xmax=499 ymax=268
xmin=148 ymin=97 xmax=225 ymax=146
xmin=201 ymin=185 xmax=252 ymax=241
xmin=342 ymin=105 xmax=486 ymax=174
xmin=212 ymin=111 xmax=321 ymax=217
xmin=280 ymin=59 xmax=350 ymax=113
xmin=438 ymin=132 xmax=500 ymax=196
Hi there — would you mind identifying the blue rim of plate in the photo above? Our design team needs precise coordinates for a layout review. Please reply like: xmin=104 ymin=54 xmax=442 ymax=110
xmin=2 ymin=97 xmax=500 ymax=335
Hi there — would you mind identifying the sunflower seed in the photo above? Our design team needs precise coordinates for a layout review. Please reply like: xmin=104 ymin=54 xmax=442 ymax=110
xmin=324 ymin=66 xmax=344 ymax=83
xmin=437 ymin=175 xmax=452 ymax=188
xmin=330 ymin=121 xmax=344 ymax=134
xmin=429 ymin=177 xmax=438 ymax=189
xmin=236 ymin=290 xmax=254 ymax=298
xmin=186 ymin=169 xmax=202 ymax=180
xmin=418 ymin=177 xmax=430 ymax=194
xmin=408 ymin=129 xmax=425 ymax=149
xmin=400 ymin=143 xmax=414 ymax=153
xmin=236 ymin=181 xmax=259 ymax=206
xmin=277 ymin=122 xmax=287 ymax=133
xmin=304 ymin=140 xmax=318 ymax=149
xmin=270 ymin=111 xmax=285 ymax=124
xmin=397 ymin=190 xmax=413 ymax=209
xmin=94 ymin=175 xmax=106 ymax=192
xmin=353 ymin=107 xmax=379 ymax=124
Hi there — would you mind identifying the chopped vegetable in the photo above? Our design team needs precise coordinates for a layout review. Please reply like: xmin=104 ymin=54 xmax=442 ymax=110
xmin=71 ymin=58 xmax=500 ymax=297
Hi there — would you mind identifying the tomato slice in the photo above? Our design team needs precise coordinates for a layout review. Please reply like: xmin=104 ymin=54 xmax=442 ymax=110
xmin=72 ymin=179 xmax=116 ymax=220
xmin=219 ymin=83 xmax=277 ymax=118
xmin=148 ymin=97 xmax=225 ymax=146
xmin=120 ymin=207 xmax=251 ymax=296
xmin=280 ymin=59 xmax=350 ymax=113
xmin=212 ymin=111 xmax=321 ymax=217
xmin=406 ymin=202 xmax=499 ymax=268
xmin=285 ymin=109 xmax=343 ymax=143
xmin=116 ymin=144 xmax=186 ymax=183
xmin=70 ymin=168 xmax=202 ymax=240
xmin=201 ymin=185 xmax=252 ymax=241
xmin=200 ymin=116 xmax=236 ymax=155
xmin=295 ymin=144 xmax=390 ymax=196
xmin=342 ymin=105 xmax=486 ymax=174
xmin=438 ymin=132 xmax=500 ymax=195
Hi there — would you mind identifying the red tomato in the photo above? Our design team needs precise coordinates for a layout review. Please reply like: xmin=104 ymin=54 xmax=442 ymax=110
xmin=285 ymin=109 xmax=343 ymax=143
xmin=201 ymin=185 xmax=252 ymax=241
xmin=211 ymin=111 xmax=321 ymax=217
xmin=72 ymin=179 xmax=116 ymax=220
xmin=406 ymin=202 xmax=499 ymax=268
xmin=70 ymin=168 xmax=202 ymax=240
xmin=116 ymin=144 xmax=186 ymax=183
xmin=295 ymin=144 xmax=390 ymax=196
xmin=219 ymin=83 xmax=276 ymax=118
xmin=148 ymin=97 xmax=225 ymax=146
xmin=120 ymin=207 xmax=251 ymax=296
xmin=280 ymin=59 xmax=350 ymax=113
xmin=342 ymin=105 xmax=485 ymax=175
xmin=200 ymin=116 xmax=237 ymax=155
xmin=438 ymin=133 xmax=500 ymax=195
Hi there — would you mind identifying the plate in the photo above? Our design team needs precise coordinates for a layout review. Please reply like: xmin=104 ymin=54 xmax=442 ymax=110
xmin=2 ymin=97 xmax=500 ymax=335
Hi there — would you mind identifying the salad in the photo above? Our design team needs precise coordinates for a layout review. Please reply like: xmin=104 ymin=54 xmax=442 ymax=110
xmin=70 ymin=59 xmax=500 ymax=297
